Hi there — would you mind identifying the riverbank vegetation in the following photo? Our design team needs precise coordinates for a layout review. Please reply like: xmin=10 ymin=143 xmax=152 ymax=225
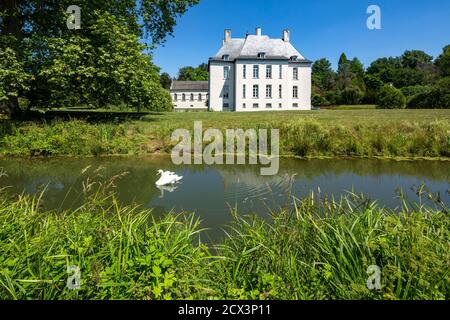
xmin=0 ymin=181 xmax=448 ymax=300
xmin=1 ymin=110 xmax=449 ymax=158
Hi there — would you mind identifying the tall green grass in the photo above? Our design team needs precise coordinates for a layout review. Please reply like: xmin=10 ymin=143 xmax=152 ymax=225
xmin=0 ymin=178 xmax=210 ymax=299
xmin=0 ymin=182 xmax=448 ymax=300
xmin=1 ymin=118 xmax=449 ymax=158
xmin=213 ymin=193 xmax=449 ymax=299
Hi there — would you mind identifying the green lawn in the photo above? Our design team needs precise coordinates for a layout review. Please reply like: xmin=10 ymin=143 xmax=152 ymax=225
xmin=137 ymin=108 xmax=450 ymax=130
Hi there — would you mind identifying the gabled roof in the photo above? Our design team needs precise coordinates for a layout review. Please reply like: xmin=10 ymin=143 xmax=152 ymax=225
xmin=213 ymin=34 xmax=307 ymax=61
xmin=170 ymin=81 xmax=209 ymax=91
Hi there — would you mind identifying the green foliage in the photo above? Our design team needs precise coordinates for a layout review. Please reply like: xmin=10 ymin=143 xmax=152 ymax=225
xmin=340 ymin=86 xmax=364 ymax=105
xmin=368 ymin=50 xmax=438 ymax=88
xmin=435 ymin=45 xmax=450 ymax=77
xmin=401 ymin=85 xmax=432 ymax=98
xmin=312 ymin=94 xmax=330 ymax=106
xmin=2 ymin=111 xmax=450 ymax=158
xmin=177 ymin=64 xmax=209 ymax=81
xmin=160 ymin=73 xmax=173 ymax=90
xmin=363 ymin=74 xmax=384 ymax=104
xmin=0 ymin=180 xmax=208 ymax=299
xmin=0 ymin=185 xmax=448 ymax=300
xmin=0 ymin=120 xmax=150 ymax=156
xmin=401 ymin=50 xmax=433 ymax=69
xmin=0 ymin=0 xmax=198 ymax=115
xmin=213 ymin=193 xmax=449 ymax=300
xmin=407 ymin=77 xmax=450 ymax=109
xmin=0 ymin=0 xmax=200 ymax=46
xmin=313 ymin=54 xmax=367 ymax=105
xmin=0 ymin=40 xmax=31 ymax=113
xmin=312 ymin=58 xmax=335 ymax=92
xmin=377 ymin=85 xmax=407 ymax=109
xmin=26 ymin=12 xmax=171 ymax=112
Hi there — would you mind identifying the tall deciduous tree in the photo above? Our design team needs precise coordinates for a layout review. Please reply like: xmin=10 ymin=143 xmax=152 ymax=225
xmin=177 ymin=64 xmax=209 ymax=81
xmin=312 ymin=58 xmax=335 ymax=91
xmin=160 ymin=72 xmax=173 ymax=90
xmin=435 ymin=45 xmax=450 ymax=77
xmin=0 ymin=0 xmax=199 ymax=116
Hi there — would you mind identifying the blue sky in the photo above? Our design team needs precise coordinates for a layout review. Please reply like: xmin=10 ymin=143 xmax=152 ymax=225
xmin=151 ymin=0 xmax=450 ymax=77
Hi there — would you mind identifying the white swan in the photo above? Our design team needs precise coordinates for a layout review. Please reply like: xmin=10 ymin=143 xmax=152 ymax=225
xmin=155 ymin=170 xmax=183 ymax=186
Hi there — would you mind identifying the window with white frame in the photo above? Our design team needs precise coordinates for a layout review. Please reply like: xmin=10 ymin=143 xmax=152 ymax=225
xmin=198 ymin=93 xmax=202 ymax=101
xmin=293 ymin=67 xmax=298 ymax=80
xmin=266 ymin=65 xmax=272 ymax=78
xmin=243 ymin=65 xmax=246 ymax=79
xmin=279 ymin=103 xmax=282 ymax=108
xmin=279 ymin=85 xmax=282 ymax=98
xmin=243 ymin=84 xmax=246 ymax=98
xmin=182 ymin=94 xmax=186 ymax=101
xmin=224 ymin=66 xmax=230 ymax=79
xmin=266 ymin=85 xmax=272 ymax=98
xmin=266 ymin=103 xmax=272 ymax=108
xmin=253 ymin=85 xmax=259 ymax=98
xmin=253 ymin=65 xmax=259 ymax=79
xmin=174 ymin=94 xmax=178 ymax=101
xmin=293 ymin=86 xmax=298 ymax=98
xmin=190 ymin=93 xmax=194 ymax=101
xmin=243 ymin=103 xmax=246 ymax=108
xmin=279 ymin=65 xmax=282 ymax=79
xmin=253 ymin=103 xmax=259 ymax=108
xmin=293 ymin=103 xmax=299 ymax=108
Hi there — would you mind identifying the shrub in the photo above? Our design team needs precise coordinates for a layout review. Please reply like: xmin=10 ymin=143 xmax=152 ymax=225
xmin=325 ymin=91 xmax=340 ymax=105
xmin=312 ymin=94 xmax=329 ymax=106
xmin=401 ymin=85 xmax=432 ymax=98
xmin=407 ymin=77 xmax=450 ymax=109
xmin=377 ymin=85 xmax=406 ymax=109
xmin=340 ymin=86 xmax=365 ymax=105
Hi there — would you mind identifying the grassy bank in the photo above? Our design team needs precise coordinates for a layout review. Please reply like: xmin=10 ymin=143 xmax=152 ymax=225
xmin=1 ymin=109 xmax=449 ymax=158
xmin=0 ymin=185 xmax=448 ymax=300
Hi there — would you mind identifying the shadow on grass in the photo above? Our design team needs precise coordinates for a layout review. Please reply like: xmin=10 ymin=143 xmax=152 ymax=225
xmin=15 ymin=109 xmax=164 ymax=123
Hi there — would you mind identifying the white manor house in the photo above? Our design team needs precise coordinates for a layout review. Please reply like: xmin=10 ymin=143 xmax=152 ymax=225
xmin=170 ymin=28 xmax=312 ymax=112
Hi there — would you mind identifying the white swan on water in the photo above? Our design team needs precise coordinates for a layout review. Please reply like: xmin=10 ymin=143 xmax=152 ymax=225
xmin=155 ymin=170 xmax=183 ymax=186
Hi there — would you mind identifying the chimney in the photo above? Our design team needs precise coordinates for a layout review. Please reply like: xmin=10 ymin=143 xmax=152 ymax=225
xmin=224 ymin=29 xmax=231 ymax=43
xmin=256 ymin=27 xmax=262 ymax=36
xmin=283 ymin=29 xmax=290 ymax=42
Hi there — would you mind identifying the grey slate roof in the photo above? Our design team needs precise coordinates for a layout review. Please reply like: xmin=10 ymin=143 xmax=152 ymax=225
xmin=170 ymin=81 xmax=209 ymax=91
xmin=213 ymin=34 xmax=306 ymax=61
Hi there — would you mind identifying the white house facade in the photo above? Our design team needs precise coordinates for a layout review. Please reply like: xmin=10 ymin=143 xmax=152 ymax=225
xmin=209 ymin=28 xmax=312 ymax=111
xmin=170 ymin=28 xmax=312 ymax=112
xmin=170 ymin=81 xmax=209 ymax=111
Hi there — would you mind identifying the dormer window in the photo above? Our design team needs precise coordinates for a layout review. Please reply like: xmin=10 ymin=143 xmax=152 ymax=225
xmin=258 ymin=52 xmax=266 ymax=59
xmin=290 ymin=55 xmax=298 ymax=61
xmin=222 ymin=54 xmax=230 ymax=60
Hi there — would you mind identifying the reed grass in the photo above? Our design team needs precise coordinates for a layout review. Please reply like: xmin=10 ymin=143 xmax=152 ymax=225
xmin=0 ymin=182 xmax=448 ymax=300
xmin=1 ymin=110 xmax=449 ymax=158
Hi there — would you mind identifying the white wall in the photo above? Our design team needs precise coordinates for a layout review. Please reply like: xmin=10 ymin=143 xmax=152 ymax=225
xmin=209 ymin=61 xmax=235 ymax=111
xmin=211 ymin=59 xmax=311 ymax=112
xmin=171 ymin=91 xmax=209 ymax=110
